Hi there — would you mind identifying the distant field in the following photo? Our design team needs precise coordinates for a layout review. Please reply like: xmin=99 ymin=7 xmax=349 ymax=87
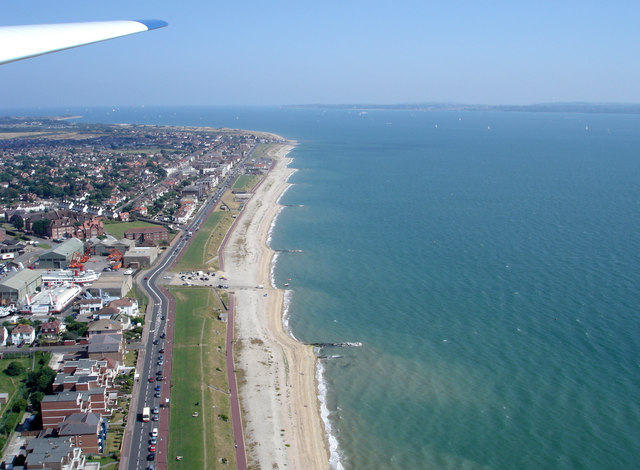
xmin=251 ymin=142 xmax=277 ymax=160
xmin=103 ymin=220 xmax=161 ymax=240
xmin=168 ymin=287 xmax=234 ymax=469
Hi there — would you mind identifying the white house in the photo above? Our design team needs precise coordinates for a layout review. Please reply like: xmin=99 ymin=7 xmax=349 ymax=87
xmin=11 ymin=324 xmax=35 ymax=345
xmin=107 ymin=298 xmax=139 ymax=317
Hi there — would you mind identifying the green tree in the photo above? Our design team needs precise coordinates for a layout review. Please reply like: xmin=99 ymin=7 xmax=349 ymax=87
xmin=32 ymin=219 xmax=51 ymax=237
xmin=4 ymin=361 xmax=24 ymax=377
xmin=9 ymin=214 xmax=23 ymax=229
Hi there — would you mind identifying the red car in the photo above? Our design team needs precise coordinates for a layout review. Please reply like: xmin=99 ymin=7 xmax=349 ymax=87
xmin=159 ymin=348 xmax=165 ymax=353
xmin=149 ymin=444 xmax=156 ymax=452
xmin=148 ymin=377 xmax=155 ymax=383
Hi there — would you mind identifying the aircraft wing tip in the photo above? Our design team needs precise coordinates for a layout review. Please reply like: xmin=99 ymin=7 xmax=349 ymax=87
xmin=134 ymin=19 xmax=169 ymax=31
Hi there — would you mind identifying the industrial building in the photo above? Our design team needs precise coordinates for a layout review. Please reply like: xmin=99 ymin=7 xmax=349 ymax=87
xmin=86 ymin=272 xmax=132 ymax=298
xmin=0 ymin=269 xmax=44 ymax=305
xmin=38 ymin=238 xmax=84 ymax=269
xmin=123 ymin=246 xmax=158 ymax=268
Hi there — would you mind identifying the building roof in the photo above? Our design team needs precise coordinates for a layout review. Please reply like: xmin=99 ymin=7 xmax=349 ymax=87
xmin=11 ymin=323 xmax=34 ymax=334
xmin=41 ymin=390 xmax=84 ymax=403
xmin=25 ymin=436 xmax=75 ymax=467
xmin=40 ymin=237 xmax=83 ymax=259
xmin=87 ymin=272 xmax=128 ymax=290
xmin=58 ymin=412 xmax=101 ymax=436
xmin=108 ymin=297 xmax=135 ymax=308
xmin=124 ymin=247 xmax=157 ymax=256
xmin=0 ymin=268 xmax=43 ymax=290
xmin=87 ymin=319 xmax=123 ymax=333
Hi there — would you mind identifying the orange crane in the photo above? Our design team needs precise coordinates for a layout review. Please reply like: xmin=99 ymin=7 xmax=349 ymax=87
xmin=69 ymin=252 xmax=84 ymax=270
xmin=80 ymin=248 xmax=91 ymax=263
xmin=107 ymin=248 xmax=123 ymax=270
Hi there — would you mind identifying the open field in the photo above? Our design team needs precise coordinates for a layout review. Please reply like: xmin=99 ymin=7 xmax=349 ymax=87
xmin=173 ymin=211 xmax=235 ymax=272
xmin=232 ymin=175 xmax=259 ymax=192
xmin=103 ymin=220 xmax=163 ymax=240
xmin=0 ymin=356 xmax=32 ymax=417
xmin=168 ymin=287 xmax=235 ymax=470
xmin=251 ymin=143 xmax=280 ymax=160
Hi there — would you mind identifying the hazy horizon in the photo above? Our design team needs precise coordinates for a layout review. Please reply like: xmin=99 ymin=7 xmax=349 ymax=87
xmin=2 ymin=1 xmax=640 ymax=108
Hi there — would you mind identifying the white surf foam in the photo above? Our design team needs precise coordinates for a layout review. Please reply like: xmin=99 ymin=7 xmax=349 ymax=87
xmin=317 ymin=361 xmax=345 ymax=470
xmin=267 ymin=206 xmax=285 ymax=247
xmin=281 ymin=289 xmax=298 ymax=342
xmin=270 ymin=252 xmax=280 ymax=288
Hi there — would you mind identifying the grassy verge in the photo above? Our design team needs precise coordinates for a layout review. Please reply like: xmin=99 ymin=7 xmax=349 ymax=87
xmin=232 ymin=175 xmax=260 ymax=192
xmin=168 ymin=287 xmax=234 ymax=469
xmin=173 ymin=211 xmax=235 ymax=272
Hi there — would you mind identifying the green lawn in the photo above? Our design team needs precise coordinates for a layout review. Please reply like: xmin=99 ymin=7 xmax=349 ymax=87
xmin=168 ymin=287 xmax=234 ymax=469
xmin=232 ymin=175 xmax=259 ymax=192
xmin=173 ymin=211 xmax=234 ymax=272
xmin=103 ymin=220 xmax=162 ymax=240
xmin=0 ymin=356 xmax=32 ymax=417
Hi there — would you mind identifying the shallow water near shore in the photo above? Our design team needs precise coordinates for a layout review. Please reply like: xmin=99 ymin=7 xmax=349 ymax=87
xmin=19 ymin=105 xmax=640 ymax=469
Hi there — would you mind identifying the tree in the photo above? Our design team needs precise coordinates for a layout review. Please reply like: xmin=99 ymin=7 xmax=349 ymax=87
xmin=26 ymin=367 xmax=56 ymax=395
xmin=30 ymin=391 xmax=45 ymax=410
xmin=12 ymin=399 xmax=28 ymax=413
xmin=9 ymin=214 xmax=23 ymax=229
xmin=32 ymin=219 xmax=51 ymax=237
xmin=4 ymin=361 xmax=24 ymax=377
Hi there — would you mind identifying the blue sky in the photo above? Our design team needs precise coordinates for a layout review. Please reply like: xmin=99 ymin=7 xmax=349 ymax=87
xmin=2 ymin=1 xmax=639 ymax=107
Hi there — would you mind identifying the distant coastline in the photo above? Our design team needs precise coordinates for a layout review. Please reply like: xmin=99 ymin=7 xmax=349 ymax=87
xmin=287 ymin=102 xmax=640 ymax=114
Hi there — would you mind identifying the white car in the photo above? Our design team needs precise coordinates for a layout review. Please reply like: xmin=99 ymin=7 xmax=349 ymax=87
xmin=151 ymin=428 xmax=158 ymax=437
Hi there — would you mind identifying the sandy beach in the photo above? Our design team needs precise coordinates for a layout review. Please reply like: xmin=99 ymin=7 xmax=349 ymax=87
xmin=222 ymin=142 xmax=329 ymax=469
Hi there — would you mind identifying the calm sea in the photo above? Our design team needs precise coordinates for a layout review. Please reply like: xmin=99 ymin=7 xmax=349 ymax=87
xmin=8 ymin=106 xmax=640 ymax=469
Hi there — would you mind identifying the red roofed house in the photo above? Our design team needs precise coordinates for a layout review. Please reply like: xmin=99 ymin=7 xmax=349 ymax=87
xmin=11 ymin=324 xmax=35 ymax=345
xmin=123 ymin=226 xmax=169 ymax=244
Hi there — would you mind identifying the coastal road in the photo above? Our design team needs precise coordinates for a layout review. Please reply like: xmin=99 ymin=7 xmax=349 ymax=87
xmin=121 ymin=147 xmax=255 ymax=470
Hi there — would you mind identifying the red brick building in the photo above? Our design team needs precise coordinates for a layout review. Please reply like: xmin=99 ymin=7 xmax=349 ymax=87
xmin=123 ymin=225 xmax=169 ymax=244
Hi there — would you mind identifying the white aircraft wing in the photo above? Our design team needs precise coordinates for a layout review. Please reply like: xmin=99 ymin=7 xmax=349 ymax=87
xmin=0 ymin=19 xmax=167 ymax=65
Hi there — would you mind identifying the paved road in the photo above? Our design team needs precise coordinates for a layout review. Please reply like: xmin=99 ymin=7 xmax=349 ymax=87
xmin=121 ymin=147 xmax=255 ymax=470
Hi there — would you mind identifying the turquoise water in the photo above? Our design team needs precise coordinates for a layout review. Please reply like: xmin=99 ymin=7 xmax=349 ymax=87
xmin=11 ymin=106 xmax=640 ymax=469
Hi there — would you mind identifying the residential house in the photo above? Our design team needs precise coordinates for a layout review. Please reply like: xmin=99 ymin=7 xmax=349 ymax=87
xmin=78 ymin=298 xmax=103 ymax=316
xmin=23 ymin=436 xmax=87 ymax=470
xmin=40 ymin=320 xmax=63 ymax=343
xmin=57 ymin=412 xmax=105 ymax=454
xmin=108 ymin=297 xmax=139 ymax=317
xmin=11 ymin=323 xmax=35 ymax=345
xmin=123 ymin=226 xmax=169 ymax=244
